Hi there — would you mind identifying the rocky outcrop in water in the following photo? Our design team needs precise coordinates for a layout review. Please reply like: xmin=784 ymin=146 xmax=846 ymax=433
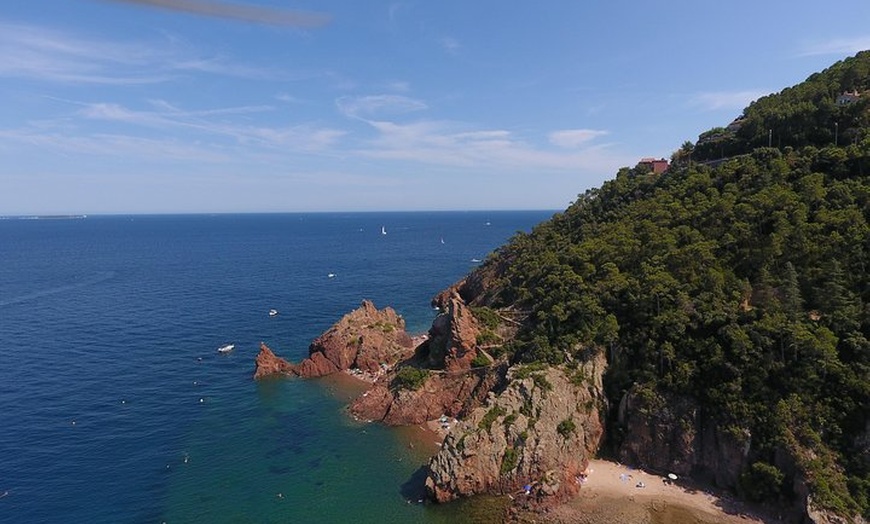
xmin=425 ymin=352 xmax=607 ymax=504
xmin=302 ymin=300 xmax=414 ymax=377
xmin=253 ymin=342 xmax=295 ymax=379
xmin=349 ymin=291 xmax=500 ymax=425
xmin=253 ymin=301 xmax=415 ymax=380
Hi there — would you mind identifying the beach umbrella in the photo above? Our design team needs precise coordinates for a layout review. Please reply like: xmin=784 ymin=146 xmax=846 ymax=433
xmin=667 ymin=473 xmax=678 ymax=480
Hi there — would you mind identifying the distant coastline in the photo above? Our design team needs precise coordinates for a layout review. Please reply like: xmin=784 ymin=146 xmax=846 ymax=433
xmin=0 ymin=214 xmax=88 ymax=220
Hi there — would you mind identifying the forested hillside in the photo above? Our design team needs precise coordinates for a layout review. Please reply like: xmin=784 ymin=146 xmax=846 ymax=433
xmin=472 ymin=51 xmax=870 ymax=518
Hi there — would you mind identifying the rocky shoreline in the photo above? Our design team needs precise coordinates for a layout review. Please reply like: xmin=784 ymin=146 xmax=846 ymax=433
xmin=252 ymin=298 xmax=789 ymax=523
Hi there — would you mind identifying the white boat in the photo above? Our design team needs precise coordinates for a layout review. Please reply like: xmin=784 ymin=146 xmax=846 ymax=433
xmin=217 ymin=343 xmax=235 ymax=353
xmin=268 ymin=309 xmax=278 ymax=317
xmin=381 ymin=226 xmax=387 ymax=235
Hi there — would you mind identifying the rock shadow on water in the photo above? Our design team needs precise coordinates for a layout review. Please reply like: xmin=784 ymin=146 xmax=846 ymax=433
xmin=401 ymin=466 xmax=511 ymax=523
xmin=400 ymin=465 xmax=429 ymax=503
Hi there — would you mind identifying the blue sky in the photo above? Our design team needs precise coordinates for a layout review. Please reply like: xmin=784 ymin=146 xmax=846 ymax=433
xmin=2 ymin=1 xmax=869 ymax=214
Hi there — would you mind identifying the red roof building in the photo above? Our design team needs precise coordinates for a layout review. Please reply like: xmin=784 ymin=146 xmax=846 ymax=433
xmin=638 ymin=157 xmax=669 ymax=174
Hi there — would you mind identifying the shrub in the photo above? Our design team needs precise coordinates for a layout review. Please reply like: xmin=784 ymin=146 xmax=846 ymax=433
xmin=471 ymin=306 xmax=501 ymax=329
xmin=557 ymin=419 xmax=576 ymax=438
xmin=531 ymin=373 xmax=553 ymax=392
xmin=471 ymin=351 xmax=491 ymax=367
xmin=514 ymin=362 xmax=548 ymax=379
xmin=501 ymin=447 xmax=519 ymax=474
xmin=392 ymin=367 xmax=429 ymax=390
xmin=476 ymin=329 xmax=501 ymax=346
xmin=479 ymin=406 xmax=507 ymax=432
xmin=739 ymin=461 xmax=784 ymax=502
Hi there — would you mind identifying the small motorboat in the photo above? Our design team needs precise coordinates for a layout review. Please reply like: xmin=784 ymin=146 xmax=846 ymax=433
xmin=217 ymin=343 xmax=235 ymax=353
xmin=269 ymin=308 xmax=278 ymax=317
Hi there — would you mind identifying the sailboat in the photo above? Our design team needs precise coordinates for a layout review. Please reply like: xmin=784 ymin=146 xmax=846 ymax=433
xmin=381 ymin=226 xmax=387 ymax=235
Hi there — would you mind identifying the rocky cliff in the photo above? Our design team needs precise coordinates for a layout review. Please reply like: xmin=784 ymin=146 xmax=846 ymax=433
xmin=616 ymin=386 xmax=750 ymax=489
xmin=426 ymin=351 xmax=607 ymax=504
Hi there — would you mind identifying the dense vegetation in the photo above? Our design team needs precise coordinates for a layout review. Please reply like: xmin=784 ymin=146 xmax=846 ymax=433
xmin=478 ymin=52 xmax=870 ymax=517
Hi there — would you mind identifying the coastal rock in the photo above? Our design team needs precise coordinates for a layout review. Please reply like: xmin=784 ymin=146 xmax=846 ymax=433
xmin=350 ymin=365 xmax=504 ymax=426
xmin=295 ymin=300 xmax=415 ymax=378
xmin=422 ymin=291 xmax=481 ymax=371
xmin=616 ymin=386 xmax=750 ymax=488
xmin=350 ymin=290 xmax=510 ymax=426
xmin=806 ymin=496 xmax=868 ymax=524
xmin=253 ymin=342 xmax=295 ymax=379
xmin=425 ymin=351 xmax=607 ymax=503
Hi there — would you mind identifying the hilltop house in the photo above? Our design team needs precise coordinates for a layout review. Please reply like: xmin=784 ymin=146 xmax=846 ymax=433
xmin=836 ymin=90 xmax=861 ymax=105
xmin=638 ymin=157 xmax=669 ymax=174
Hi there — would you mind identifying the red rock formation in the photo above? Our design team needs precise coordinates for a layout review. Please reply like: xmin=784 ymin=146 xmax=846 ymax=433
xmin=424 ymin=291 xmax=481 ymax=372
xmin=253 ymin=342 xmax=295 ymax=379
xmin=299 ymin=300 xmax=414 ymax=377
xmin=425 ymin=356 xmax=608 ymax=503
xmin=253 ymin=301 xmax=416 ymax=380
xmin=350 ymin=366 xmax=504 ymax=425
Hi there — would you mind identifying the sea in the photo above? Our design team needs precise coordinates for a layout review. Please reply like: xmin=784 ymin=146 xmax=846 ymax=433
xmin=0 ymin=211 xmax=553 ymax=524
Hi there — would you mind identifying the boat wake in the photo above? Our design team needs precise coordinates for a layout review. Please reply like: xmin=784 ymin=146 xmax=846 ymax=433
xmin=0 ymin=271 xmax=116 ymax=308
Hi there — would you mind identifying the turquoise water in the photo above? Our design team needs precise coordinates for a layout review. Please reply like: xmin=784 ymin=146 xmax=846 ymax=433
xmin=0 ymin=211 xmax=551 ymax=523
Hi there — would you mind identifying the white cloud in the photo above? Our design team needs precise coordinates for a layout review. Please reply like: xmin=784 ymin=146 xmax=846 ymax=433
xmin=80 ymin=101 xmax=345 ymax=150
xmin=384 ymin=81 xmax=411 ymax=92
xmin=276 ymin=93 xmax=304 ymax=104
xmin=689 ymin=90 xmax=768 ymax=111
xmin=549 ymin=129 xmax=609 ymax=148
xmin=0 ymin=21 xmax=312 ymax=84
xmin=335 ymin=94 xmax=428 ymax=118
xmin=0 ymin=128 xmax=231 ymax=163
xmin=352 ymin=119 xmax=629 ymax=173
xmin=799 ymin=36 xmax=870 ymax=57
xmin=4 ymin=98 xmax=346 ymax=164
xmin=0 ymin=22 xmax=172 ymax=85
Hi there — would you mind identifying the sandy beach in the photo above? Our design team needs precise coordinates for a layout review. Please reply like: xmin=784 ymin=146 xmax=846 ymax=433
xmin=535 ymin=459 xmax=784 ymax=524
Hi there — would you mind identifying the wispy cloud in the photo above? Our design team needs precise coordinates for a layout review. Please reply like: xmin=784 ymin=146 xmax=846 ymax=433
xmin=1 ymin=97 xmax=345 ymax=167
xmin=0 ymin=22 xmax=173 ymax=84
xmin=798 ymin=36 xmax=870 ymax=57
xmin=335 ymin=94 xmax=428 ymax=119
xmin=439 ymin=37 xmax=461 ymax=55
xmin=0 ymin=21 xmax=312 ymax=84
xmin=689 ymin=90 xmax=768 ymax=111
xmin=351 ymin=118 xmax=627 ymax=173
xmin=275 ymin=93 xmax=304 ymax=104
xmin=102 ymin=0 xmax=331 ymax=27
xmin=384 ymin=81 xmax=411 ymax=92
xmin=0 ymin=128 xmax=231 ymax=163
xmin=77 ymin=101 xmax=345 ymax=151
xmin=549 ymin=129 xmax=609 ymax=148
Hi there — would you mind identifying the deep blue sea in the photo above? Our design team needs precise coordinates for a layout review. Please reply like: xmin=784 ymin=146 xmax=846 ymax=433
xmin=0 ymin=211 xmax=552 ymax=524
